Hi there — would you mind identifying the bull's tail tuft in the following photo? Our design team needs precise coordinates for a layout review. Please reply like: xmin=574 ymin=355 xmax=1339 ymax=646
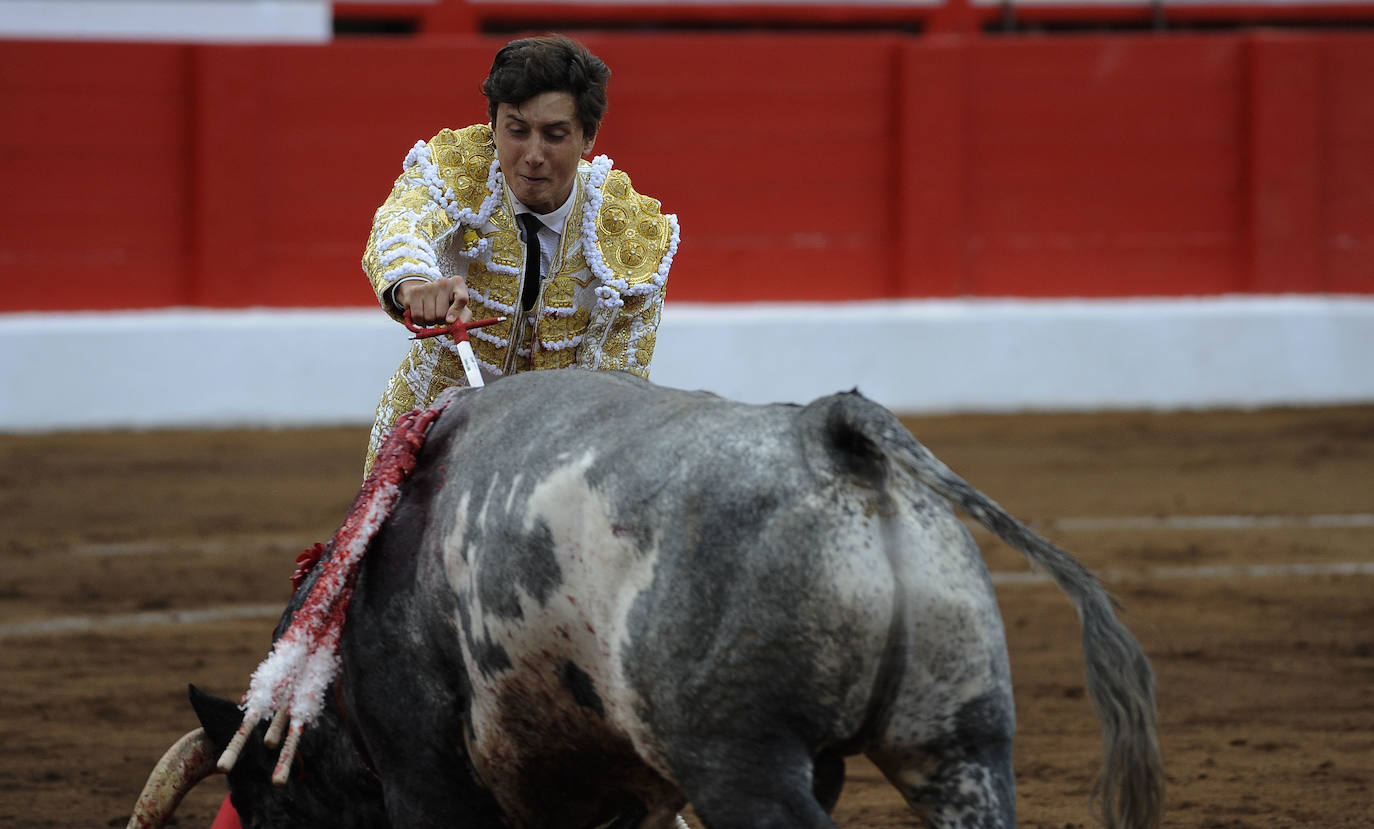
xmin=818 ymin=392 xmax=1164 ymax=829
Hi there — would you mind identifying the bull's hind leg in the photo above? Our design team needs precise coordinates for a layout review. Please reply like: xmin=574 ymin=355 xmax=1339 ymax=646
xmin=671 ymin=736 xmax=839 ymax=829
xmin=866 ymin=692 xmax=1018 ymax=829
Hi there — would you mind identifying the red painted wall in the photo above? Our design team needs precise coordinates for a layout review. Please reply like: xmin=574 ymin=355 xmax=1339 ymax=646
xmin=3 ymin=43 xmax=194 ymax=310
xmin=0 ymin=32 xmax=1370 ymax=311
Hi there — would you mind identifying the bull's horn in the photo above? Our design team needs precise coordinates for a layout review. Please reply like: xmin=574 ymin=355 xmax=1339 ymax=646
xmin=125 ymin=728 xmax=221 ymax=829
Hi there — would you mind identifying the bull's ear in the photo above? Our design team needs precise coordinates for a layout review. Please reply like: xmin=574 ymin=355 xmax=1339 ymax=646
xmin=188 ymin=684 xmax=244 ymax=751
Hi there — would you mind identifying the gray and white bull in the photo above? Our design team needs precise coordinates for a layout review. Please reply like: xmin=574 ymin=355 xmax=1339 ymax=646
xmin=129 ymin=369 xmax=1163 ymax=829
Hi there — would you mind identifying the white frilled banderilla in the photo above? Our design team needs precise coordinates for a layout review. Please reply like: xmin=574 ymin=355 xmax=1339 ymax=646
xmin=217 ymin=310 xmax=503 ymax=781
xmin=216 ymin=396 xmax=450 ymax=782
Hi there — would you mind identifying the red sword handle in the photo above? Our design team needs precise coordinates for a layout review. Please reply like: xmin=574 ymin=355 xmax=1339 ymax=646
xmin=402 ymin=309 xmax=504 ymax=343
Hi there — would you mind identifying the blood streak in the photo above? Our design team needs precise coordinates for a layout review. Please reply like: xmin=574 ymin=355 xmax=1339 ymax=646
xmin=225 ymin=396 xmax=453 ymax=779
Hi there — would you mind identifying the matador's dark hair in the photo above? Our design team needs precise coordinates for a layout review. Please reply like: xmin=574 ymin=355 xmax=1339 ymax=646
xmin=482 ymin=34 xmax=610 ymax=140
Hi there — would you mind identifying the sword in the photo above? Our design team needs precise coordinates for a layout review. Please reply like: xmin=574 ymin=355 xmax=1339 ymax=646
xmin=403 ymin=309 xmax=506 ymax=388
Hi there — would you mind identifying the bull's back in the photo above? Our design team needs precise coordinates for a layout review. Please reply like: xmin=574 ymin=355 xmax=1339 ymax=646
xmin=426 ymin=372 xmax=902 ymax=797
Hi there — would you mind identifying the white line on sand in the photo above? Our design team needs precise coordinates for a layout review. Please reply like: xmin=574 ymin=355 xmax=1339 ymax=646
xmin=989 ymin=560 xmax=1374 ymax=585
xmin=2 ymin=560 xmax=1371 ymax=638
xmin=1035 ymin=513 xmax=1374 ymax=532
xmin=57 ymin=513 xmax=1374 ymax=559
xmin=64 ymin=533 xmax=320 ymax=557
xmin=6 ymin=514 xmax=1370 ymax=637
xmin=0 ymin=604 xmax=283 ymax=638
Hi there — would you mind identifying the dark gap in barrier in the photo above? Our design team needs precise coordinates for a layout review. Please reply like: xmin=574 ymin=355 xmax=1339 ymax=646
xmin=985 ymin=16 xmax=1374 ymax=35
xmin=479 ymin=19 xmax=926 ymax=36
xmin=333 ymin=16 xmax=420 ymax=37
xmin=1162 ymin=18 xmax=1374 ymax=31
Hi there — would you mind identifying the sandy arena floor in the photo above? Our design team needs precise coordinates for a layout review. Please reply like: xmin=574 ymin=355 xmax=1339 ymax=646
xmin=1 ymin=405 xmax=1371 ymax=828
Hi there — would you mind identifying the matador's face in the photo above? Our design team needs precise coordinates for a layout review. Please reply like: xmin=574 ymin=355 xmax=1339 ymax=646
xmin=494 ymin=91 xmax=595 ymax=215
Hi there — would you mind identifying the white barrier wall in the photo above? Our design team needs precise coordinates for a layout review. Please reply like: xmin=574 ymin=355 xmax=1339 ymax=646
xmin=2 ymin=296 xmax=1371 ymax=431
xmin=0 ymin=0 xmax=330 ymax=42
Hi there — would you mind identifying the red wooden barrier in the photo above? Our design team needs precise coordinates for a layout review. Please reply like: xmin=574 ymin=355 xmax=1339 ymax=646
xmin=0 ymin=32 xmax=1370 ymax=311
xmin=1 ymin=43 xmax=195 ymax=309
xmin=925 ymin=35 xmax=1249 ymax=297
xmin=1321 ymin=36 xmax=1374 ymax=293
xmin=190 ymin=41 xmax=495 ymax=307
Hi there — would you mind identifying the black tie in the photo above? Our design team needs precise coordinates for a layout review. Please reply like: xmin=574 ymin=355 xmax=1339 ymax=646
xmin=518 ymin=213 xmax=543 ymax=313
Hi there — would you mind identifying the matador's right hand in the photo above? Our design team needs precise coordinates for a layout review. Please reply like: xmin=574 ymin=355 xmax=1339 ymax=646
xmin=397 ymin=277 xmax=473 ymax=325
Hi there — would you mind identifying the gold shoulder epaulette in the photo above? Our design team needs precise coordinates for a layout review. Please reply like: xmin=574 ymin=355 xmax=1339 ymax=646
xmin=424 ymin=126 xmax=498 ymax=213
xmin=595 ymin=169 xmax=673 ymax=287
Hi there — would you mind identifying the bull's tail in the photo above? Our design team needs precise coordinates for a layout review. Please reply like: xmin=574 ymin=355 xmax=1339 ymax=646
xmin=824 ymin=393 xmax=1164 ymax=829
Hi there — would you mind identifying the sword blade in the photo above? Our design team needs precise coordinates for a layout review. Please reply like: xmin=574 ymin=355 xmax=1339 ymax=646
xmin=456 ymin=339 xmax=484 ymax=388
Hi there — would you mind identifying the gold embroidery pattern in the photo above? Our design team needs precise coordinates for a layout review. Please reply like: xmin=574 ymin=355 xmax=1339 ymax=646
xmin=556 ymin=196 xmax=588 ymax=280
xmin=559 ymin=249 xmax=588 ymax=278
xmin=537 ymin=305 xmax=591 ymax=347
xmin=434 ymin=126 xmax=498 ymax=184
xmin=634 ymin=332 xmax=657 ymax=368
xmin=488 ymin=210 xmax=521 ymax=271
xmin=543 ymin=276 xmax=578 ymax=309
xmin=594 ymin=170 xmax=672 ymax=287
xmin=532 ymin=349 xmax=577 ymax=371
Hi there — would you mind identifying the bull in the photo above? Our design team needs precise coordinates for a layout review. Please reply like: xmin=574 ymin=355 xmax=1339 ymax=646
xmin=128 ymin=369 xmax=1163 ymax=829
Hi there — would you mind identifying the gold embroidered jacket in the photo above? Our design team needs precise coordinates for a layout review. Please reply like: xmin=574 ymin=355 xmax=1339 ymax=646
xmin=361 ymin=125 xmax=678 ymax=472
